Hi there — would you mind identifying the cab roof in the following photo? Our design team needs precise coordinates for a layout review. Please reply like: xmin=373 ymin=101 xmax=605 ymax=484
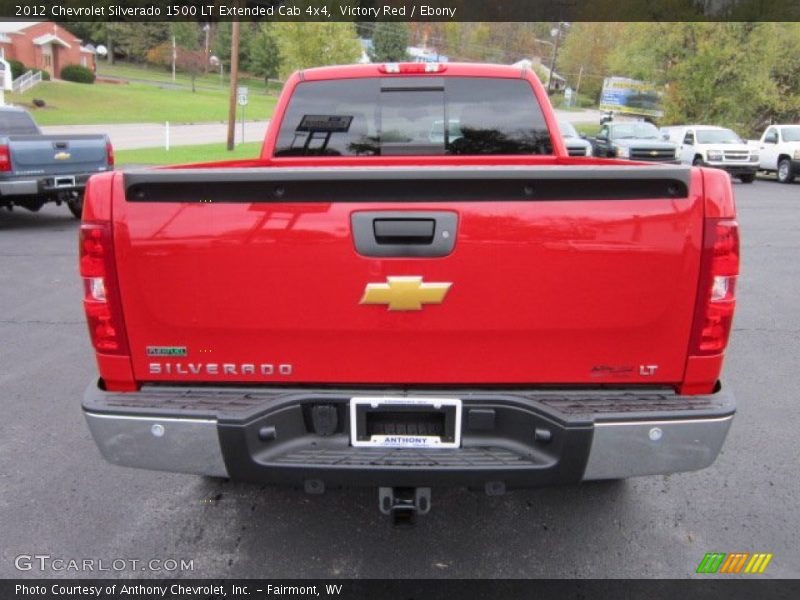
xmin=299 ymin=62 xmax=529 ymax=81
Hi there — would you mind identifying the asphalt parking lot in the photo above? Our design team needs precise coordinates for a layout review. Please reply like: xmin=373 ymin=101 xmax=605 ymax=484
xmin=1 ymin=178 xmax=798 ymax=579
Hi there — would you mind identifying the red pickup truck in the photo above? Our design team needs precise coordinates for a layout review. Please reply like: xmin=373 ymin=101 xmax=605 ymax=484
xmin=79 ymin=63 xmax=738 ymax=520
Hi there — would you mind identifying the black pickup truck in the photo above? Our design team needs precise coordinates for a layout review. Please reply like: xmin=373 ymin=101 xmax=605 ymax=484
xmin=592 ymin=121 xmax=679 ymax=163
xmin=0 ymin=106 xmax=113 ymax=218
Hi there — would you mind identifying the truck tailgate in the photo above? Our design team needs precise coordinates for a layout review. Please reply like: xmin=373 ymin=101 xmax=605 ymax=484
xmin=112 ymin=166 xmax=703 ymax=386
xmin=9 ymin=135 xmax=107 ymax=174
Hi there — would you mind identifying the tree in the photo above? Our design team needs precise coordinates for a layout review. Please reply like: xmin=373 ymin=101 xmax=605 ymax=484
xmin=247 ymin=24 xmax=281 ymax=83
xmin=176 ymin=49 xmax=206 ymax=93
xmin=272 ymin=23 xmax=362 ymax=79
xmin=145 ymin=43 xmax=205 ymax=92
xmin=171 ymin=23 xmax=200 ymax=51
xmin=558 ymin=23 xmax=625 ymax=102
xmin=112 ymin=23 xmax=170 ymax=63
xmin=212 ymin=22 xmax=256 ymax=71
xmin=369 ymin=23 xmax=409 ymax=62
xmin=604 ymin=23 xmax=800 ymax=135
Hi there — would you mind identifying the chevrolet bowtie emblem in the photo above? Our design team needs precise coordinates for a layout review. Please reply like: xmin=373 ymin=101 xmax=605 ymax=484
xmin=650 ymin=150 xmax=658 ymax=156
xmin=54 ymin=151 xmax=71 ymax=160
xmin=360 ymin=276 xmax=452 ymax=311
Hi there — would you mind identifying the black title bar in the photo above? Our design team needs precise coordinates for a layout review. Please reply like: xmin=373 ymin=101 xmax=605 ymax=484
xmin=3 ymin=579 xmax=800 ymax=600
xmin=3 ymin=0 xmax=800 ymax=22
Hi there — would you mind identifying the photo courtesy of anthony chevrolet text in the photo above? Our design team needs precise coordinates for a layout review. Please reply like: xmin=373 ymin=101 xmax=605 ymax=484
xmin=0 ymin=0 xmax=799 ymax=598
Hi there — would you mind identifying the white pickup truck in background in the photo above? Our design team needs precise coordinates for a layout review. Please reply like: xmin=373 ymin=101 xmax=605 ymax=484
xmin=755 ymin=124 xmax=800 ymax=183
xmin=661 ymin=125 xmax=759 ymax=183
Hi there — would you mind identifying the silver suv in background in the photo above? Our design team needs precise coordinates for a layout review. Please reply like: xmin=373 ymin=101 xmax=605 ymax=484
xmin=559 ymin=121 xmax=592 ymax=157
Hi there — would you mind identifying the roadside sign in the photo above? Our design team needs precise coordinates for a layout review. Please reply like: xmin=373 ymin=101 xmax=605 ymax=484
xmin=237 ymin=86 xmax=248 ymax=106
xmin=599 ymin=77 xmax=664 ymax=118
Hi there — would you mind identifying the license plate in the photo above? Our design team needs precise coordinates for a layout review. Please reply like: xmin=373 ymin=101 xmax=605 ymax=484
xmin=54 ymin=176 xmax=76 ymax=188
xmin=349 ymin=397 xmax=462 ymax=449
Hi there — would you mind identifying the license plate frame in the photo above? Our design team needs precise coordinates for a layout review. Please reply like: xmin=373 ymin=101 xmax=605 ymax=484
xmin=349 ymin=397 xmax=462 ymax=449
xmin=54 ymin=176 xmax=76 ymax=188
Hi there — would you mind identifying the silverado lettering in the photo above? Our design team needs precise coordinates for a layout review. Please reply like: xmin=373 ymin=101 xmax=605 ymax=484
xmin=148 ymin=363 xmax=293 ymax=376
xmin=79 ymin=63 xmax=739 ymax=518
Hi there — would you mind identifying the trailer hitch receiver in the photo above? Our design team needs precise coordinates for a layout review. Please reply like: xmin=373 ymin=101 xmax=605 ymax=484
xmin=379 ymin=487 xmax=431 ymax=525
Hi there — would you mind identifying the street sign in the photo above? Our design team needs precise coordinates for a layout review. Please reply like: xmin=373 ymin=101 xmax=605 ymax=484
xmin=237 ymin=86 xmax=248 ymax=106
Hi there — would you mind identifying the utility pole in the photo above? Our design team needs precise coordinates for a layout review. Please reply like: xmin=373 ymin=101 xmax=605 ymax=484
xmin=203 ymin=24 xmax=210 ymax=74
xmin=171 ymin=36 xmax=176 ymax=82
xmin=226 ymin=21 xmax=240 ymax=151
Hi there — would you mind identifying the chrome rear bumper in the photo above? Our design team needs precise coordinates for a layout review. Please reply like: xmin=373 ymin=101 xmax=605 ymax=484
xmin=83 ymin=381 xmax=735 ymax=485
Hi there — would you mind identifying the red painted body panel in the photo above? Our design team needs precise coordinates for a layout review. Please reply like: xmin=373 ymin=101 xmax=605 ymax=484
xmin=109 ymin=172 xmax=704 ymax=386
xmin=81 ymin=63 xmax=737 ymax=394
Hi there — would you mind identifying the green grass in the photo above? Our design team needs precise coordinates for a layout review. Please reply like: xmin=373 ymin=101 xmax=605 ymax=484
xmin=97 ymin=61 xmax=282 ymax=94
xmin=13 ymin=80 xmax=277 ymax=126
xmin=575 ymin=123 xmax=601 ymax=137
xmin=115 ymin=142 xmax=262 ymax=165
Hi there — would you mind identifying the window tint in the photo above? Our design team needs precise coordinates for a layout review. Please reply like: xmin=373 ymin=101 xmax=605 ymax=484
xmin=274 ymin=77 xmax=552 ymax=157
xmin=0 ymin=111 xmax=39 ymax=135
xmin=610 ymin=122 xmax=661 ymax=139
xmin=696 ymin=129 xmax=742 ymax=144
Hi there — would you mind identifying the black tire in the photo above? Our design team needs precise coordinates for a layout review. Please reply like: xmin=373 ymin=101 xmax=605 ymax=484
xmin=738 ymin=174 xmax=756 ymax=184
xmin=66 ymin=195 xmax=83 ymax=219
xmin=777 ymin=158 xmax=795 ymax=183
xmin=692 ymin=156 xmax=704 ymax=167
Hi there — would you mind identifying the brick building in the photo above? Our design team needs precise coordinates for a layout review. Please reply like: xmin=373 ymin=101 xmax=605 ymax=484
xmin=0 ymin=21 xmax=96 ymax=79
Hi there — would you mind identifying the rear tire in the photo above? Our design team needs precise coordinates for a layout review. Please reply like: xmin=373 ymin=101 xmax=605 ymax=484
xmin=777 ymin=158 xmax=795 ymax=183
xmin=67 ymin=195 xmax=83 ymax=219
xmin=738 ymin=174 xmax=755 ymax=183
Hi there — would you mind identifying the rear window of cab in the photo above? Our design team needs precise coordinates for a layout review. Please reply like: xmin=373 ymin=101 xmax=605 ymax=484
xmin=274 ymin=77 xmax=553 ymax=157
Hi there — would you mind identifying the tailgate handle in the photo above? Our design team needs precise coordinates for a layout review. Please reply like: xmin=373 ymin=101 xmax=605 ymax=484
xmin=373 ymin=219 xmax=435 ymax=245
xmin=352 ymin=211 xmax=458 ymax=258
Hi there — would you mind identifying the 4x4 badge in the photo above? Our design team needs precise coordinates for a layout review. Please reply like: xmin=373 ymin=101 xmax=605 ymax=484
xmin=360 ymin=276 xmax=452 ymax=311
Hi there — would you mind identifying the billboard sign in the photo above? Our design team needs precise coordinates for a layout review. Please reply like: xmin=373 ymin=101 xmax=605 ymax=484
xmin=599 ymin=77 xmax=664 ymax=118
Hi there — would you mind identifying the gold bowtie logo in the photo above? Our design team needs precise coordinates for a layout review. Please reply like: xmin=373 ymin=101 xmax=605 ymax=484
xmin=54 ymin=151 xmax=71 ymax=160
xmin=360 ymin=276 xmax=452 ymax=311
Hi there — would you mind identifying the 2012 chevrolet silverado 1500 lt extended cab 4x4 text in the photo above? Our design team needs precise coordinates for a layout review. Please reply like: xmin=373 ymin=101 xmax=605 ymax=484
xmin=79 ymin=63 xmax=738 ymax=520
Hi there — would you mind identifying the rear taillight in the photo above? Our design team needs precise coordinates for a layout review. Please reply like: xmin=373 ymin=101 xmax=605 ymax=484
xmin=0 ymin=145 xmax=11 ymax=171
xmin=379 ymin=62 xmax=446 ymax=74
xmin=80 ymin=222 xmax=129 ymax=355
xmin=105 ymin=140 xmax=114 ymax=168
xmin=690 ymin=219 xmax=739 ymax=355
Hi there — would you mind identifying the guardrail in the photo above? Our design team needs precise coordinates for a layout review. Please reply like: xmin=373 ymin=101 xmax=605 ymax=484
xmin=12 ymin=70 xmax=42 ymax=94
